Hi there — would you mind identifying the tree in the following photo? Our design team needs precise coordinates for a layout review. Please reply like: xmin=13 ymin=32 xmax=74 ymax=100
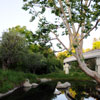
xmin=22 ymin=0 xmax=100 ymax=83
xmin=26 ymin=52 xmax=47 ymax=74
xmin=0 ymin=30 xmax=27 ymax=70
xmin=92 ymin=38 xmax=100 ymax=49
xmin=46 ymin=56 xmax=63 ymax=73
xmin=57 ymin=51 xmax=70 ymax=61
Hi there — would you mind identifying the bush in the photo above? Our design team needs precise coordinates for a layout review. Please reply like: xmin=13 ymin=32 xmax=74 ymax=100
xmin=0 ymin=69 xmax=37 ymax=93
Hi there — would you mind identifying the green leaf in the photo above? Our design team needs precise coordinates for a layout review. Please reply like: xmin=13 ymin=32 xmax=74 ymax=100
xmin=57 ymin=43 xmax=62 ymax=49
xmin=30 ymin=16 xmax=35 ymax=22
xmin=41 ymin=7 xmax=46 ymax=14
xmin=73 ymin=44 xmax=78 ymax=48
xmin=22 ymin=6 xmax=28 ymax=11
xmin=23 ymin=0 xmax=27 ymax=2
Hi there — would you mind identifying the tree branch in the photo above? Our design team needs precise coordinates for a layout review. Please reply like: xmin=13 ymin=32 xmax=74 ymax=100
xmin=88 ymin=0 xmax=92 ymax=7
xmin=74 ymin=24 xmax=81 ymax=39
xmin=79 ymin=19 xmax=100 ymax=43
xmin=85 ymin=0 xmax=88 ymax=6
xmin=58 ymin=0 xmax=72 ymax=35
xmin=65 ymin=0 xmax=76 ymax=34
xmin=53 ymin=49 xmax=65 ymax=53
xmin=52 ymin=31 xmax=69 ymax=51
xmin=77 ymin=24 xmax=81 ymax=34
xmin=50 ymin=38 xmax=57 ymax=41
xmin=59 ymin=0 xmax=74 ymax=49
xmin=79 ymin=0 xmax=88 ymax=52
xmin=74 ymin=0 xmax=83 ymax=39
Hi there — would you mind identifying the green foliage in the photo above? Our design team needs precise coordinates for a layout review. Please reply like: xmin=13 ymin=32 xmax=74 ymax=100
xmin=0 ymin=69 xmax=37 ymax=93
xmin=46 ymin=56 xmax=63 ymax=73
xmin=25 ymin=52 xmax=47 ymax=74
xmin=8 ymin=25 xmax=34 ymax=43
xmin=0 ymin=25 xmax=63 ymax=74
xmin=22 ymin=0 xmax=100 ymax=36
xmin=38 ymin=70 xmax=91 ymax=81
xmin=0 ymin=30 xmax=27 ymax=70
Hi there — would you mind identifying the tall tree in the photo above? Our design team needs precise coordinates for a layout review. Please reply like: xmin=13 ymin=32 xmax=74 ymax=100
xmin=0 ymin=29 xmax=27 ymax=70
xmin=23 ymin=0 xmax=100 ymax=83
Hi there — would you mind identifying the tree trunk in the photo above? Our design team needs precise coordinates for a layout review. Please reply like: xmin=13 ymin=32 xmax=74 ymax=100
xmin=2 ymin=61 xmax=7 ymax=70
xmin=32 ymin=68 xmax=36 ymax=74
xmin=75 ymin=48 xmax=100 ymax=83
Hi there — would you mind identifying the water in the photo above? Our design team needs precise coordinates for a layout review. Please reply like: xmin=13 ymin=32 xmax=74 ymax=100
xmin=0 ymin=80 xmax=100 ymax=100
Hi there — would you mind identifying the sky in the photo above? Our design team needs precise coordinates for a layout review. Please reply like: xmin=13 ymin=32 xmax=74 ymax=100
xmin=0 ymin=0 xmax=100 ymax=50
xmin=0 ymin=0 xmax=38 ymax=35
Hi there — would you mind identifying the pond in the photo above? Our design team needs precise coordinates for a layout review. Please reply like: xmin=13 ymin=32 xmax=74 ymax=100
xmin=0 ymin=80 xmax=100 ymax=100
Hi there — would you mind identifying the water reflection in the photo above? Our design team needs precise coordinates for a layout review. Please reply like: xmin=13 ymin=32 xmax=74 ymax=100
xmin=84 ymin=97 xmax=96 ymax=100
xmin=53 ymin=94 xmax=67 ymax=100
xmin=0 ymin=81 xmax=100 ymax=100
xmin=53 ymin=81 xmax=100 ymax=100
xmin=53 ymin=87 xmax=98 ymax=100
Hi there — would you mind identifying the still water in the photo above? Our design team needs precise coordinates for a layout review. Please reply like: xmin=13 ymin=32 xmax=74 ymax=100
xmin=0 ymin=80 xmax=100 ymax=100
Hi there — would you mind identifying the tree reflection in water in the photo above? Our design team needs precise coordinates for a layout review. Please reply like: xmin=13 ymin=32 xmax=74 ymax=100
xmin=54 ymin=81 xmax=100 ymax=100
xmin=0 ymin=81 xmax=100 ymax=100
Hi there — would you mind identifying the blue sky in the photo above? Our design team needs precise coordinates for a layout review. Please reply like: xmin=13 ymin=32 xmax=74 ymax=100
xmin=0 ymin=0 xmax=99 ymax=49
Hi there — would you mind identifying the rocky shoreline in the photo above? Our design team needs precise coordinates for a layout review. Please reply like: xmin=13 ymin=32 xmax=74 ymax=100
xmin=0 ymin=78 xmax=52 ymax=98
xmin=0 ymin=87 xmax=20 ymax=98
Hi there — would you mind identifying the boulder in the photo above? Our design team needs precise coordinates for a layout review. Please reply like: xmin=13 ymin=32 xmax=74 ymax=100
xmin=31 ymin=83 xmax=38 ymax=88
xmin=54 ymin=89 xmax=61 ymax=95
xmin=56 ymin=81 xmax=71 ymax=89
xmin=39 ymin=78 xmax=52 ymax=83
xmin=23 ymin=79 xmax=39 ymax=88
xmin=0 ymin=87 xmax=19 ymax=98
xmin=23 ymin=79 xmax=32 ymax=88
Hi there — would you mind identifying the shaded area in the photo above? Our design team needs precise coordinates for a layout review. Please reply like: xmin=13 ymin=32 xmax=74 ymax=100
xmin=0 ymin=82 xmax=56 ymax=100
xmin=0 ymin=81 xmax=100 ymax=100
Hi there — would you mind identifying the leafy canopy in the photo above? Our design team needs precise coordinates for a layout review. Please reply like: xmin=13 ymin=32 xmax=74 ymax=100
xmin=23 ymin=0 xmax=100 ymax=32
xmin=22 ymin=0 xmax=100 ymax=52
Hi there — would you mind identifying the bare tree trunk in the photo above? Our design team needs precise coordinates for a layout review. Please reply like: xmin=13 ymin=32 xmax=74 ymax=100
xmin=75 ymin=48 xmax=100 ymax=83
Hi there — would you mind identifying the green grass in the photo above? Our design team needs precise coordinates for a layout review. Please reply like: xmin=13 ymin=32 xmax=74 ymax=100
xmin=0 ymin=69 xmax=37 ymax=93
xmin=38 ymin=70 xmax=92 ymax=81
xmin=0 ymin=68 xmax=92 ymax=93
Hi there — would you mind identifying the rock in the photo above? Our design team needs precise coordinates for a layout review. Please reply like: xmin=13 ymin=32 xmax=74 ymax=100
xmin=31 ymin=83 xmax=38 ymax=88
xmin=56 ymin=81 xmax=71 ymax=89
xmin=0 ymin=87 xmax=19 ymax=98
xmin=39 ymin=78 xmax=52 ymax=83
xmin=23 ymin=79 xmax=39 ymax=88
xmin=23 ymin=79 xmax=32 ymax=88
xmin=54 ymin=89 xmax=61 ymax=95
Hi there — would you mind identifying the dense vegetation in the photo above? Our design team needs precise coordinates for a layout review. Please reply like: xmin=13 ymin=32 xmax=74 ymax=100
xmin=0 ymin=26 xmax=99 ymax=93
xmin=0 ymin=68 xmax=91 ymax=93
xmin=0 ymin=69 xmax=37 ymax=93
xmin=0 ymin=26 xmax=63 ymax=74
